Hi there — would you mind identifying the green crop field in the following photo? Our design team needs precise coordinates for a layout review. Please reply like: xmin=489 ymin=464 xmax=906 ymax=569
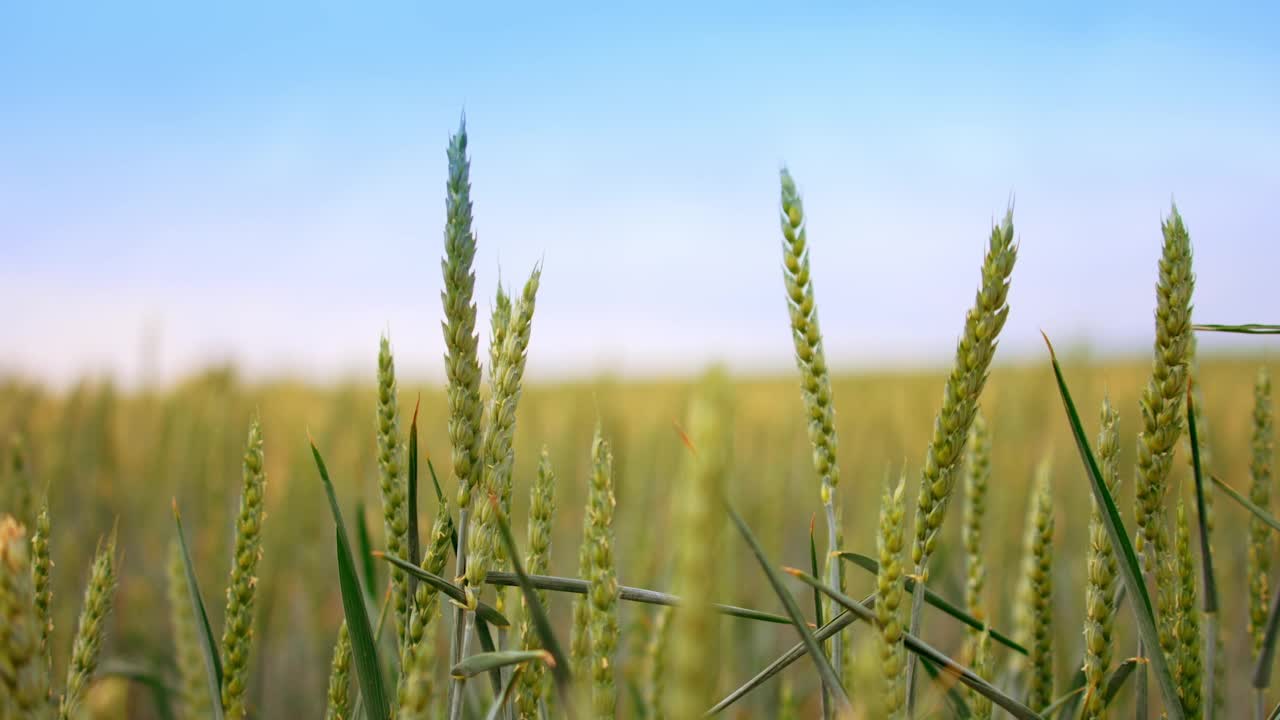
xmin=2 ymin=122 xmax=1276 ymax=720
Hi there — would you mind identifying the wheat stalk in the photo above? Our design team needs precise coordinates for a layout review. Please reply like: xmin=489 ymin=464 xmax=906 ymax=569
xmin=59 ymin=525 xmax=117 ymax=720
xmin=586 ymin=430 xmax=619 ymax=719
xmin=778 ymin=168 xmax=847 ymax=682
xmin=441 ymin=114 xmax=483 ymax=720
xmin=1 ymin=515 xmax=49 ymax=718
xmin=670 ymin=375 xmax=730 ymax=719
xmin=876 ymin=472 xmax=907 ymax=719
xmin=1172 ymin=500 xmax=1202 ymax=718
xmin=324 ymin=622 xmax=352 ymax=720
xmin=219 ymin=417 xmax=267 ymax=720
xmin=962 ymin=413 xmax=990 ymax=627
xmin=516 ymin=448 xmax=557 ymax=720
xmin=971 ymin=629 xmax=994 ymax=720
xmin=644 ymin=606 xmax=672 ymax=720
xmin=376 ymin=337 xmax=410 ymax=650
xmin=905 ymin=209 xmax=1017 ymax=708
xmin=1015 ymin=459 xmax=1053 ymax=712
xmin=168 ymin=541 xmax=211 ymax=720
xmin=1251 ymin=368 xmax=1274 ymax=656
xmin=1083 ymin=398 xmax=1120 ymax=720
xmin=31 ymin=496 xmax=52 ymax=692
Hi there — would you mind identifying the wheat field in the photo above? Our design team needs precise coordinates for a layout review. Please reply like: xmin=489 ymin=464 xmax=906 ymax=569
xmin=2 ymin=123 xmax=1277 ymax=720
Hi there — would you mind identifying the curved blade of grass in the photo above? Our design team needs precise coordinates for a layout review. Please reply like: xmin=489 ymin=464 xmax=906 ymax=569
xmin=375 ymin=553 xmax=509 ymax=627
xmin=705 ymin=608 xmax=864 ymax=715
xmin=809 ymin=516 xmax=830 ymax=719
xmin=785 ymin=566 xmax=1042 ymax=720
xmin=1041 ymin=686 xmax=1084 ymax=718
xmin=425 ymin=456 xmax=459 ymax=551
xmin=726 ymin=503 xmax=853 ymax=714
xmin=312 ymin=439 xmax=390 ymax=720
xmin=172 ymin=501 xmax=225 ymax=720
xmin=1210 ymin=474 xmax=1280 ymax=534
xmin=1254 ymin=584 xmax=1280 ymax=690
xmin=1187 ymin=383 xmax=1218 ymax=720
xmin=1102 ymin=656 xmax=1142 ymax=705
xmin=920 ymin=655 xmax=973 ymax=718
xmin=1043 ymin=333 xmax=1183 ymax=720
xmin=98 ymin=658 xmax=177 ymax=720
xmin=1042 ymin=657 xmax=1140 ymax=719
xmin=836 ymin=551 xmax=1027 ymax=655
xmin=1193 ymin=323 xmax=1280 ymax=335
xmin=482 ymin=570 xmax=794 ymax=625
xmin=484 ymin=665 xmax=525 ymax=720
xmin=408 ymin=398 xmax=422 ymax=574
xmin=354 ymin=501 xmax=378 ymax=600
xmin=473 ymin=616 xmax=505 ymax=696
xmin=1268 ymin=698 xmax=1280 ymax=720
xmin=1187 ymin=385 xmax=1218 ymax=612
xmin=452 ymin=650 xmax=552 ymax=679
xmin=485 ymin=493 xmax=574 ymax=714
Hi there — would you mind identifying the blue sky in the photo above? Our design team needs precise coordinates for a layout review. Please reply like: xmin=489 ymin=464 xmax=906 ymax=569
xmin=2 ymin=2 xmax=1277 ymax=386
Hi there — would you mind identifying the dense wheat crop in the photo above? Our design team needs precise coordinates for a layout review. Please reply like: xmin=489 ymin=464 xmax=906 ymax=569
xmin=1 ymin=123 xmax=1276 ymax=719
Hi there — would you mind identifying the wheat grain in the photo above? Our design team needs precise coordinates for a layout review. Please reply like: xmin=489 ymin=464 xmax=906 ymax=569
xmin=324 ymin=622 xmax=352 ymax=720
xmin=1172 ymin=500 xmax=1202 ymax=718
xmin=1250 ymin=368 xmax=1274 ymax=657
xmin=1015 ymin=459 xmax=1053 ymax=712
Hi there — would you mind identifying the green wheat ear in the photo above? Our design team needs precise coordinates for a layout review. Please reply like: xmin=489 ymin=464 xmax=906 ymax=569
xmin=1171 ymin=500 xmax=1201 ymax=717
xmin=324 ymin=622 xmax=352 ymax=720
xmin=971 ymin=629 xmax=994 ymax=720
xmin=4 ymin=435 xmax=34 ymax=529
xmin=1082 ymin=398 xmax=1120 ymax=720
xmin=31 ymin=496 xmax=52 ymax=690
xmin=778 ymin=168 xmax=847 ymax=674
xmin=1250 ymin=368 xmax=1274 ymax=658
xmin=906 ymin=207 xmax=1016 ymax=705
xmin=219 ymin=417 xmax=267 ymax=720
xmin=516 ymin=447 xmax=557 ymax=720
xmin=875 ymin=472 xmax=907 ymax=720
xmin=465 ymin=267 xmax=541 ymax=596
xmin=587 ymin=428 xmax=620 ymax=719
xmin=669 ymin=372 xmax=731 ymax=719
xmin=397 ymin=486 xmax=454 ymax=708
xmin=1014 ymin=459 xmax=1053 ymax=712
xmin=1 ymin=515 xmax=50 ymax=717
xmin=643 ymin=606 xmax=672 ymax=720
xmin=169 ymin=541 xmax=211 ymax=720
xmin=962 ymin=412 xmax=990 ymax=627
xmin=60 ymin=524 xmax=117 ymax=720
xmin=1134 ymin=204 xmax=1195 ymax=570
xmin=376 ymin=337 xmax=410 ymax=650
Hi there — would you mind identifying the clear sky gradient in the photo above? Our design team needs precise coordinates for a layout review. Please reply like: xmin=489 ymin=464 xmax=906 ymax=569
xmin=2 ymin=2 xmax=1277 ymax=387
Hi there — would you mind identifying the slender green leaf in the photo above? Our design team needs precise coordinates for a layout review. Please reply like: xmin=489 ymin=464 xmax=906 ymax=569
xmin=375 ymin=552 xmax=509 ymax=627
xmin=1193 ymin=323 xmax=1280 ymax=335
xmin=920 ymin=655 xmax=972 ymax=719
xmin=452 ymin=650 xmax=552 ymax=679
xmin=1255 ymin=585 xmax=1280 ymax=689
xmin=98 ymin=658 xmax=176 ymax=720
xmin=172 ymin=501 xmax=225 ymax=720
xmin=726 ymin=503 xmax=853 ymax=714
xmin=1043 ymin=334 xmax=1183 ymax=720
xmin=354 ymin=502 xmax=378 ymax=600
xmin=483 ymin=665 xmax=526 ymax=720
xmin=426 ymin=456 xmax=459 ymax=551
xmin=809 ymin=516 xmax=830 ymax=718
xmin=1210 ymin=474 xmax=1280 ymax=534
xmin=1267 ymin=698 xmax=1280 ymax=720
xmin=473 ymin=616 xmax=505 ymax=696
xmin=1040 ymin=686 xmax=1084 ymax=718
xmin=1187 ymin=385 xmax=1218 ymax=612
xmin=312 ymin=439 xmax=390 ymax=720
xmin=485 ymin=493 xmax=574 ymax=712
xmin=836 ymin=551 xmax=1027 ymax=655
xmin=785 ymin=566 xmax=1042 ymax=720
xmin=706 ymin=608 xmax=863 ymax=715
xmin=1102 ymin=656 xmax=1142 ymax=705
xmin=407 ymin=398 xmax=421 ymax=573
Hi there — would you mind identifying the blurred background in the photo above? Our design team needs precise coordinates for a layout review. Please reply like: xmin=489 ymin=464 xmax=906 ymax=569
xmin=1 ymin=2 xmax=1277 ymax=717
